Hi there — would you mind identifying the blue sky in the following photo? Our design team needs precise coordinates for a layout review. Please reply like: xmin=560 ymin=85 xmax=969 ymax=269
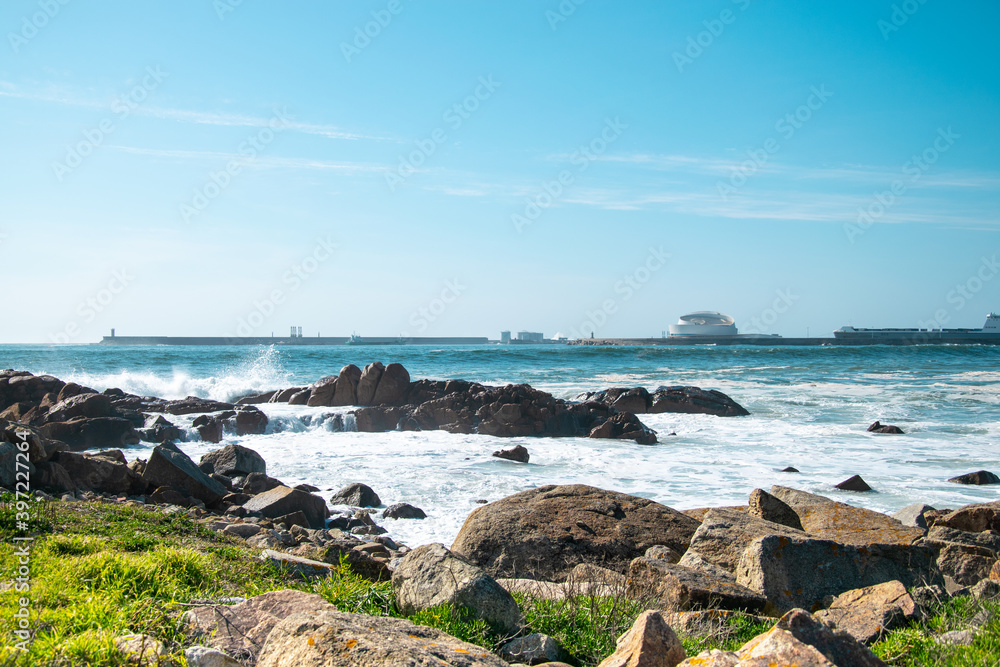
xmin=1 ymin=0 xmax=998 ymax=343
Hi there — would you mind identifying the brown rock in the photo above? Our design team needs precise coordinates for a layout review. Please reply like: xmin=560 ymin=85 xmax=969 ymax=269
xmin=185 ymin=590 xmax=334 ymax=663
xmin=770 ymin=486 xmax=923 ymax=546
xmin=990 ymin=559 xmax=1000 ymax=580
xmin=372 ymin=362 xmax=410 ymax=405
xmin=306 ymin=375 xmax=338 ymax=407
xmin=332 ymin=364 xmax=362 ymax=406
xmin=934 ymin=501 xmax=1000 ymax=533
xmin=650 ymin=386 xmax=750 ymax=417
xmin=596 ymin=609 xmax=686 ymax=667
xmin=52 ymin=450 xmax=146 ymax=495
xmin=255 ymin=609 xmax=509 ymax=667
xmin=356 ymin=362 xmax=385 ymax=406
xmin=867 ymin=420 xmax=904 ymax=434
xmin=747 ymin=488 xmax=803 ymax=530
xmin=287 ymin=389 xmax=310 ymax=405
xmin=627 ymin=558 xmax=767 ymax=613
xmin=834 ymin=474 xmax=873 ymax=492
xmin=39 ymin=416 xmax=140 ymax=451
xmin=815 ymin=580 xmax=917 ymax=645
xmin=43 ymin=392 xmax=111 ymax=423
xmin=493 ymin=445 xmax=529 ymax=463
xmin=679 ymin=508 xmax=806 ymax=573
xmin=744 ymin=609 xmax=886 ymax=666
xmin=451 ymin=484 xmax=700 ymax=582
xmin=948 ymin=470 xmax=1000 ymax=485
xmin=242 ymin=486 xmax=328 ymax=529
xmin=935 ymin=543 xmax=997 ymax=586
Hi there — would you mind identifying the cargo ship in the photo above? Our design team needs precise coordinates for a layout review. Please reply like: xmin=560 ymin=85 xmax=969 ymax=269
xmin=834 ymin=313 xmax=1000 ymax=345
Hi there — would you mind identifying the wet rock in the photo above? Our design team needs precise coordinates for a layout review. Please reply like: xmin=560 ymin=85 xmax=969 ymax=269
xmin=142 ymin=443 xmax=228 ymax=506
xmin=330 ymin=482 xmax=381 ymax=507
xmin=493 ymin=445 xmax=529 ymax=463
xmin=597 ymin=610 xmax=685 ymax=667
xmin=236 ymin=391 xmax=276 ymax=405
xmin=747 ymin=488 xmax=803 ymax=531
xmin=193 ymin=415 xmax=224 ymax=444
xmin=867 ymin=420 xmax=904 ymax=434
xmin=242 ymin=486 xmax=328 ymax=529
xmin=356 ymin=362 xmax=385 ymax=406
xmin=891 ymin=503 xmax=935 ymax=529
xmin=287 ymin=389 xmax=310 ymax=405
xmin=199 ymin=444 xmax=266 ymax=478
xmin=372 ymin=362 xmax=410 ymax=406
xmin=256 ymin=608 xmax=510 ymax=667
xmin=948 ymin=470 xmax=1000 ymax=485
xmin=139 ymin=414 xmax=183 ymax=444
xmin=588 ymin=412 xmax=657 ymax=445
xmin=815 ymin=580 xmax=918 ymax=645
xmin=382 ymin=502 xmax=427 ymax=519
xmin=678 ymin=508 xmax=807 ymax=573
xmin=234 ymin=407 xmax=268 ymax=435
xmin=781 ymin=466 xmax=800 ymax=472
xmin=45 ymin=392 xmax=111 ymax=423
xmin=332 ymin=364 xmax=361 ymax=406
xmin=736 ymin=533 xmax=942 ymax=614
xmin=306 ymin=375 xmax=338 ymax=407
xmin=651 ymin=386 xmax=749 ymax=417
xmin=393 ymin=543 xmax=523 ymax=635
xmin=834 ymin=475 xmax=872 ymax=492
xmin=451 ymin=484 xmax=700 ymax=582
xmin=770 ymin=486 xmax=923 ymax=546
xmin=162 ymin=397 xmax=237 ymax=415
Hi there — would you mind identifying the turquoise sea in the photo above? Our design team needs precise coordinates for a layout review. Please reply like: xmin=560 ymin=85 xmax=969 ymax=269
xmin=3 ymin=343 xmax=999 ymax=547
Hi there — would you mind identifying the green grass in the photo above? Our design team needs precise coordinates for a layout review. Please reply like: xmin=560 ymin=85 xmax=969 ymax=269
xmin=3 ymin=494 xmax=999 ymax=666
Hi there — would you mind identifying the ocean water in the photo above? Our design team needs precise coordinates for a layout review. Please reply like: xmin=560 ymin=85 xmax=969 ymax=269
xmin=3 ymin=343 xmax=999 ymax=549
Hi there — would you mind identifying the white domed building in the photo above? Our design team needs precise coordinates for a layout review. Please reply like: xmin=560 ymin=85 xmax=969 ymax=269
xmin=668 ymin=311 xmax=738 ymax=336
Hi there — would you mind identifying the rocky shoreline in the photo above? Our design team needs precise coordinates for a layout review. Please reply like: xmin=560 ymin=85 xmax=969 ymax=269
xmin=4 ymin=364 xmax=1000 ymax=665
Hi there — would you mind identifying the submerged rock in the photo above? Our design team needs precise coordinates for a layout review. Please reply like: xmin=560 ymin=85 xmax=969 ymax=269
xmin=948 ymin=470 xmax=1000 ymax=485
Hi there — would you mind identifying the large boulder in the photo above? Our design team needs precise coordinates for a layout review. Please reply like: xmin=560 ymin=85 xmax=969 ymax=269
xmin=736 ymin=533 xmax=942 ymax=614
xmin=199 ymin=444 xmax=266 ymax=478
xmin=587 ymin=412 xmax=658 ymax=445
xmin=747 ymin=488 xmax=803 ymax=531
xmin=141 ymin=443 xmax=228 ymax=505
xmin=452 ymin=485 xmax=700 ymax=582
xmin=234 ymin=407 xmax=268 ymax=435
xmin=933 ymin=500 xmax=1000 ymax=533
xmin=770 ymin=486 xmax=923 ymax=546
xmin=627 ymin=558 xmax=767 ymax=613
xmin=306 ymin=376 xmax=338 ymax=407
xmin=44 ymin=392 xmax=111 ymax=423
xmin=651 ymin=386 xmax=749 ymax=417
xmin=356 ymin=362 xmax=385 ymax=406
xmin=392 ymin=543 xmax=523 ymax=636
xmin=242 ymin=486 xmax=328 ymax=529
xmin=372 ymin=362 xmax=410 ymax=406
xmin=330 ymin=482 xmax=381 ymax=507
xmin=597 ymin=609 xmax=685 ymax=667
xmin=185 ymin=590 xmax=334 ymax=664
xmin=256 ymin=608 xmax=510 ymax=667
xmin=39 ymin=417 xmax=140 ymax=451
xmin=52 ymin=450 xmax=146 ymax=495
xmin=161 ymin=397 xmax=237 ymax=415
xmin=682 ymin=608 xmax=886 ymax=666
xmin=332 ymin=364 xmax=362 ymax=406
xmin=678 ymin=508 xmax=807 ymax=573
xmin=815 ymin=580 xmax=918 ymax=645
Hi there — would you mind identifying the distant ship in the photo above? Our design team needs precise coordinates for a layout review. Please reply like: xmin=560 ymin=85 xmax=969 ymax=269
xmin=834 ymin=313 xmax=1000 ymax=345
